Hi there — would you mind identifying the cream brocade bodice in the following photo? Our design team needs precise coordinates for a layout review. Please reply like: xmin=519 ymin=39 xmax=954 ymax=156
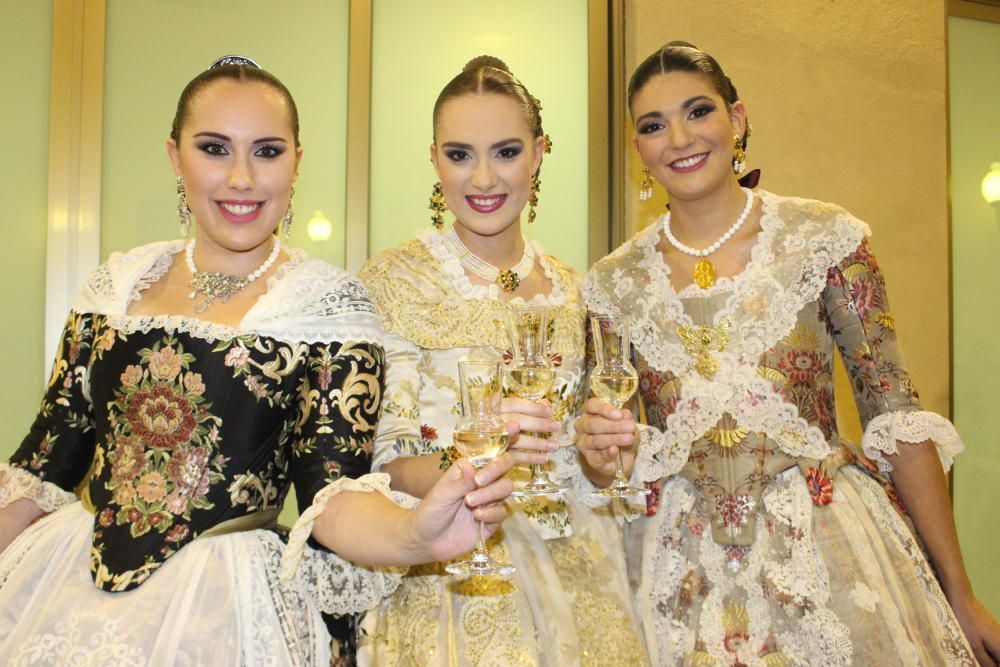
xmin=361 ymin=228 xmax=587 ymax=539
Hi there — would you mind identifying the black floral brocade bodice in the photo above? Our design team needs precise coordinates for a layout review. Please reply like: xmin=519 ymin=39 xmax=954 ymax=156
xmin=9 ymin=245 xmax=386 ymax=592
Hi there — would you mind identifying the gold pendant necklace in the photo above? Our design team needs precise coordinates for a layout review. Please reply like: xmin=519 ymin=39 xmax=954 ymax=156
xmin=664 ymin=188 xmax=754 ymax=290
xmin=693 ymin=259 xmax=717 ymax=289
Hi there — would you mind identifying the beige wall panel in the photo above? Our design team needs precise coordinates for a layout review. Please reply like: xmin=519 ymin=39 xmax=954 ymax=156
xmin=623 ymin=1 xmax=951 ymax=434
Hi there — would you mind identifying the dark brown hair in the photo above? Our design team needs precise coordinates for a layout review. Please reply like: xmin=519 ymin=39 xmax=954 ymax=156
xmin=628 ymin=41 xmax=748 ymax=150
xmin=432 ymin=55 xmax=545 ymax=146
xmin=170 ymin=63 xmax=300 ymax=146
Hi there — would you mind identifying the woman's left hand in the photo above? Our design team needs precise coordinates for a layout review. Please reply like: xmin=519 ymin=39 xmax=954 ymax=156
xmin=950 ymin=593 xmax=1000 ymax=666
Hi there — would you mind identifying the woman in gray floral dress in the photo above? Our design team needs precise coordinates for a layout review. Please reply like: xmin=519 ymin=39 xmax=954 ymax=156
xmin=575 ymin=42 xmax=1000 ymax=666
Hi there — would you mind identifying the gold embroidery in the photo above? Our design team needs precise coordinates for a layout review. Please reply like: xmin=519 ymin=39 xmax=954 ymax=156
xmin=757 ymin=365 xmax=787 ymax=387
xmin=876 ymin=311 xmax=895 ymax=331
xmin=705 ymin=414 xmax=750 ymax=450
xmin=677 ymin=317 xmax=733 ymax=378
xmin=546 ymin=537 xmax=646 ymax=666
xmin=360 ymin=239 xmax=585 ymax=354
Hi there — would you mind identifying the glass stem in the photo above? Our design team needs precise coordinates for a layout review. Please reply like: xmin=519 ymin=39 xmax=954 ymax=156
xmin=614 ymin=450 xmax=628 ymax=483
xmin=476 ymin=517 xmax=487 ymax=554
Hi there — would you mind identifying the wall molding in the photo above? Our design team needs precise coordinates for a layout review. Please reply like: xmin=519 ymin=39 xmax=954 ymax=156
xmin=45 ymin=0 xmax=106 ymax=372
xmin=345 ymin=0 xmax=373 ymax=273
xmin=950 ymin=0 xmax=1000 ymax=22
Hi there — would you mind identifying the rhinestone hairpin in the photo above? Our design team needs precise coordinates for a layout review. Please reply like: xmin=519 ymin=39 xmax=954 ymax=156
xmin=209 ymin=55 xmax=262 ymax=70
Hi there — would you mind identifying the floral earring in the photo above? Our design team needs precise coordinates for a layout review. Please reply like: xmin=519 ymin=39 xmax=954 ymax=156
xmin=732 ymin=135 xmax=747 ymax=175
xmin=429 ymin=182 xmax=447 ymax=231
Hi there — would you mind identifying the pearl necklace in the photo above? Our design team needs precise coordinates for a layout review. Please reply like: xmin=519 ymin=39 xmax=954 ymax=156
xmin=185 ymin=236 xmax=281 ymax=312
xmin=663 ymin=187 xmax=754 ymax=289
xmin=442 ymin=226 xmax=535 ymax=293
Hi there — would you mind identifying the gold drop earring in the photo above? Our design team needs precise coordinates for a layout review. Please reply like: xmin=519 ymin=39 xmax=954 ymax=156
xmin=639 ymin=167 xmax=653 ymax=202
xmin=527 ymin=175 xmax=540 ymax=224
xmin=732 ymin=135 xmax=747 ymax=175
xmin=280 ymin=185 xmax=295 ymax=240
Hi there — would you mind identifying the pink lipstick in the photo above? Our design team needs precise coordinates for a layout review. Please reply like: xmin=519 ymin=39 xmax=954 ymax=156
xmin=216 ymin=200 xmax=265 ymax=223
xmin=466 ymin=194 xmax=507 ymax=214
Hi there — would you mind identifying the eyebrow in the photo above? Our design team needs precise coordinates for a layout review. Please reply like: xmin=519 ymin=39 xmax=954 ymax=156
xmin=635 ymin=95 xmax=714 ymax=124
xmin=192 ymin=131 xmax=288 ymax=144
xmin=441 ymin=138 xmax=524 ymax=151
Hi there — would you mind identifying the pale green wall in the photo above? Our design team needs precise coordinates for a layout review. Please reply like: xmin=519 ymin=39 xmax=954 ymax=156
xmin=949 ymin=16 xmax=1000 ymax=617
xmin=369 ymin=0 xmax=589 ymax=271
xmin=102 ymin=0 xmax=349 ymax=267
xmin=0 ymin=1 xmax=51 ymax=457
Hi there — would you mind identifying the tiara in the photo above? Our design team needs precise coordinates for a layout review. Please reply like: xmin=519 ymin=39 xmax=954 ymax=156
xmin=209 ymin=55 xmax=262 ymax=70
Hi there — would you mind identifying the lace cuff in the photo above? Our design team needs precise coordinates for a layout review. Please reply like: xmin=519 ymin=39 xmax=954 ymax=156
xmin=548 ymin=444 xmax=612 ymax=509
xmin=279 ymin=473 xmax=417 ymax=614
xmin=861 ymin=410 xmax=964 ymax=475
xmin=0 ymin=464 xmax=76 ymax=512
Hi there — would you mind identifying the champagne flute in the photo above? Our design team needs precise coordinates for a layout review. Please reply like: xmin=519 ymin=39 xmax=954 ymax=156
xmin=506 ymin=306 xmax=562 ymax=498
xmin=588 ymin=315 xmax=650 ymax=499
xmin=445 ymin=360 xmax=516 ymax=577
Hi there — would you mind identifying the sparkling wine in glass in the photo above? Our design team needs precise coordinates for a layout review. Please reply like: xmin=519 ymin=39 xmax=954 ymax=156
xmin=588 ymin=315 xmax=650 ymax=499
xmin=506 ymin=306 xmax=562 ymax=498
xmin=445 ymin=360 xmax=516 ymax=577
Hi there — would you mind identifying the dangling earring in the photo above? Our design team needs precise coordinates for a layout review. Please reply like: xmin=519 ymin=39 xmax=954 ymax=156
xmin=732 ymin=134 xmax=747 ymax=175
xmin=429 ymin=182 xmax=447 ymax=231
xmin=281 ymin=185 xmax=295 ymax=240
xmin=176 ymin=176 xmax=192 ymax=237
xmin=639 ymin=167 xmax=653 ymax=202
xmin=527 ymin=175 xmax=541 ymax=224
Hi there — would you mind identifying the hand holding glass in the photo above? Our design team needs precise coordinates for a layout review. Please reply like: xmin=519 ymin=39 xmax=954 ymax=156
xmin=506 ymin=306 xmax=561 ymax=498
xmin=445 ymin=360 xmax=516 ymax=576
xmin=588 ymin=315 xmax=649 ymax=499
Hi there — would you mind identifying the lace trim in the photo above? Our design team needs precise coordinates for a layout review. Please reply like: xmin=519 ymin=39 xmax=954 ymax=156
xmin=861 ymin=410 xmax=964 ymax=474
xmin=279 ymin=473 xmax=414 ymax=614
xmin=0 ymin=464 xmax=76 ymax=512
xmin=582 ymin=191 xmax=866 ymax=459
xmin=548 ymin=444 xmax=615 ymax=510
xmin=76 ymin=242 xmax=384 ymax=346
xmin=418 ymin=226 xmax=567 ymax=305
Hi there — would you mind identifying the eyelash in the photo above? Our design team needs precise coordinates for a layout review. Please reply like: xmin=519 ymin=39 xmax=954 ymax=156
xmin=196 ymin=142 xmax=285 ymax=159
xmin=444 ymin=147 xmax=523 ymax=162
xmin=636 ymin=105 xmax=717 ymax=135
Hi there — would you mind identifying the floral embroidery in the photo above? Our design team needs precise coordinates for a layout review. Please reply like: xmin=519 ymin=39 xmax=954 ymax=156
xmin=419 ymin=424 xmax=438 ymax=441
xmin=104 ymin=335 xmax=226 ymax=539
xmin=805 ymin=466 xmax=833 ymax=506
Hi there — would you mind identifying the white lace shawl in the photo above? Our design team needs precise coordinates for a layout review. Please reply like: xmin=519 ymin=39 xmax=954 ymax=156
xmin=583 ymin=191 xmax=960 ymax=486
xmin=73 ymin=240 xmax=385 ymax=347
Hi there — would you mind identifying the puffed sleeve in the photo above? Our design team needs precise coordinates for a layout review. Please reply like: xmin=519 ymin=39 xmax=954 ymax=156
xmin=1 ymin=311 xmax=97 ymax=512
xmin=823 ymin=238 xmax=963 ymax=474
xmin=279 ymin=338 xmax=414 ymax=614
xmin=371 ymin=332 xmax=426 ymax=471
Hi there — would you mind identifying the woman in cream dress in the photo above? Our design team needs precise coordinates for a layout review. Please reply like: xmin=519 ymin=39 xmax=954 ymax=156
xmin=358 ymin=56 xmax=645 ymax=666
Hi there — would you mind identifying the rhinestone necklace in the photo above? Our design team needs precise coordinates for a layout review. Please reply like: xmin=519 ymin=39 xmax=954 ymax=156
xmin=663 ymin=187 xmax=754 ymax=289
xmin=185 ymin=236 xmax=281 ymax=312
xmin=441 ymin=226 xmax=535 ymax=293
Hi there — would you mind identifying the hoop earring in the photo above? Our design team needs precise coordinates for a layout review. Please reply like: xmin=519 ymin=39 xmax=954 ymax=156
xmin=639 ymin=167 xmax=653 ymax=202
xmin=429 ymin=182 xmax=447 ymax=231
xmin=176 ymin=176 xmax=192 ymax=237
xmin=527 ymin=175 xmax=541 ymax=224
xmin=281 ymin=185 xmax=295 ymax=240
xmin=732 ymin=135 xmax=747 ymax=175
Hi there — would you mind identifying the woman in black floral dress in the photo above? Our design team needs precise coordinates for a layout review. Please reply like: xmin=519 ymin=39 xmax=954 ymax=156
xmin=0 ymin=57 xmax=514 ymax=666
